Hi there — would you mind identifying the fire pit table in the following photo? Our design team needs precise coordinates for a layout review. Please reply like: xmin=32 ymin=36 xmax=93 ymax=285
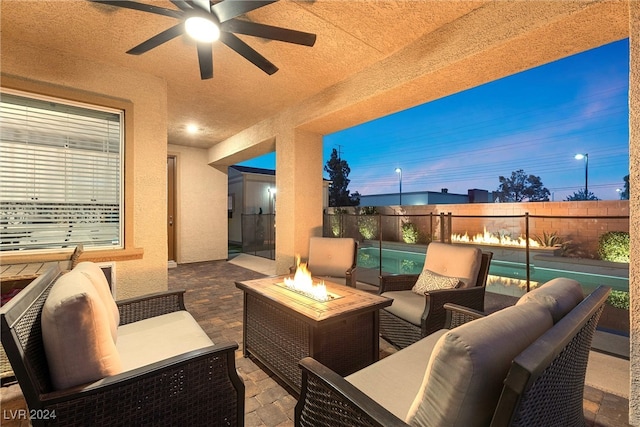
xmin=235 ymin=275 xmax=392 ymax=394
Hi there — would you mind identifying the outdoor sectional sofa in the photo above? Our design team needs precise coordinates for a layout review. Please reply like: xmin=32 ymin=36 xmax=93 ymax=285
xmin=295 ymin=278 xmax=610 ymax=427
xmin=0 ymin=261 xmax=244 ymax=426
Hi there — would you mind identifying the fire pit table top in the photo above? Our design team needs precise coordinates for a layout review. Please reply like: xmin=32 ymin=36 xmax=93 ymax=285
xmin=235 ymin=275 xmax=392 ymax=326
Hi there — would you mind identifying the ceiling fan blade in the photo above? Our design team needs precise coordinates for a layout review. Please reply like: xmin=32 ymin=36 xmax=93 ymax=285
xmin=222 ymin=20 xmax=316 ymax=46
xmin=191 ymin=0 xmax=212 ymax=12
xmin=212 ymin=0 xmax=276 ymax=23
xmin=197 ymin=43 xmax=214 ymax=79
xmin=220 ymin=32 xmax=278 ymax=75
xmin=90 ymin=0 xmax=183 ymax=19
xmin=169 ymin=0 xmax=194 ymax=11
xmin=126 ymin=23 xmax=185 ymax=55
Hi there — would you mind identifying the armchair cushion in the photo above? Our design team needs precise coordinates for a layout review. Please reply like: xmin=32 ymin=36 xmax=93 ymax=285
xmin=407 ymin=302 xmax=554 ymax=427
xmin=41 ymin=271 xmax=123 ymax=390
xmin=346 ymin=329 xmax=449 ymax=420
xmin=412 ymin=269 xmax=461 ymax=295
xmin=116 ymin=311 xmax=213 ymax=372
xmin=73 ymin=261 xmax=120 ymax=341
xmin=308 ymin=237 xmax=356 ymax=278
xmin=424 ymin=242 xmax=482 ymax=288
xmin=382 ymin=291 xmax=424 ymax=326
xmin=515 ymin=277 xmax=584 ymax=323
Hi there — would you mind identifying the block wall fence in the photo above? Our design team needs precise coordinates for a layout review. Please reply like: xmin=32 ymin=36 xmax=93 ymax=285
xmin=327 ymin=200 xmax=629 ymax=258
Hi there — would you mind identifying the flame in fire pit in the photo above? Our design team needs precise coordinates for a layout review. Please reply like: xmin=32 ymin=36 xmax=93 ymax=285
xmin=451 ymin=226 xmax=539 ymax=247
xmin=284 ymin=257 xmax=332 ymax=302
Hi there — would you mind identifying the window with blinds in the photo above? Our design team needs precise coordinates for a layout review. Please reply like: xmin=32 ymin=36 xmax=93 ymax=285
xmin=0 ymin=90 xmax=123 ymax=252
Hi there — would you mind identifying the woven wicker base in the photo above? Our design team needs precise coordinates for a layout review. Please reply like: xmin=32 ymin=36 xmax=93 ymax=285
xmin=379 ymin=309 xmax=422 ymax=349
xmin=0 ymin=344 xmax=12 ymax=379
xmin=242 ymin=290 xmax=382 ymax=394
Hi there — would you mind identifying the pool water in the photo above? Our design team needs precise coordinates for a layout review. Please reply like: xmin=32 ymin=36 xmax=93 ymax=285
xmin=358 ymin=248 xmax=424 ymax=274
xmin=357 ymin=247 xmax=629 ymax=293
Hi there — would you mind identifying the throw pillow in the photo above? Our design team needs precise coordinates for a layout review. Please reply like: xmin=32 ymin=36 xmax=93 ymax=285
xmin=42 ymin=271 xmax=122 ymax=390
xmin=412 ymin=269 xmax=461 ymax=295
xmin=73 ymin=262 xmax=120 ymax=342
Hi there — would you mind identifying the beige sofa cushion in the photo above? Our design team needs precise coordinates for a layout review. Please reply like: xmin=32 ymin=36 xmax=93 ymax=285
xmin=116 ymin=311 xmax=213 ymax=372
xmin=407 ymin=303 xmax=554 ymax=427
xmin=515 ymin=277 xmax=584 ymax=323
xmin=73 ymin=262 xmax=120 ymax=341
xmin=423 ymin=243 xmax=481 ymax=288
xmin=41 ymin=271 xmax=123 ymax=390
xmin=308 ymin=237 xmax=355 ymax=278
xmin=382 ymin=290 xmax=424 ymax=326
xmin=412 ymin=269 xmax=461 ymax=295
xmin=346 ymin=329 xmax=448 ymax=420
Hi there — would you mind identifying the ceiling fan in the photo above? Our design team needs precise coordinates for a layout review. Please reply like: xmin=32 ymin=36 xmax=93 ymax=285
xmin=91 ymin=0 xmax=317 ymax=79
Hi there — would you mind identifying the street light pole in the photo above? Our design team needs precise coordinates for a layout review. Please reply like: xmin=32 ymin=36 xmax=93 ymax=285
xmin=395 ymin=168 xmax=402 ymax=205
xmin=574 ymin=153 xmax=589 ymax=195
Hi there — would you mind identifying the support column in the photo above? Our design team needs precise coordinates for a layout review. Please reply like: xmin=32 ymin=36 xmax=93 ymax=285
xmin=274 ymin=128 xmax=324 ymax=274
xmin=630 ymin=1 xmax=640 ymax=424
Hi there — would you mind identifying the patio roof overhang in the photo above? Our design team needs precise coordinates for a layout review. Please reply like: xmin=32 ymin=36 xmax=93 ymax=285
xmin=0 ymin=1 xmax=629 ymax=160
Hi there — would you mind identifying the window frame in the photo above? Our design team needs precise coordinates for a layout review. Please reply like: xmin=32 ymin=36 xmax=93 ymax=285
xmin=0 ymin=75 xmax=142 ymax=264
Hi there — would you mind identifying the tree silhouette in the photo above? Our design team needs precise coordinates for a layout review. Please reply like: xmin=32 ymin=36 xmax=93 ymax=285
xmin=495 ymin=169 xmax=550 ymax=202
xmin=565 ymin=189 xmax=599 ymax=201
xmin=324 ymin=148 xmax=360 ymax=207
xmin=620 ymin=174 xmax=629 ymax=200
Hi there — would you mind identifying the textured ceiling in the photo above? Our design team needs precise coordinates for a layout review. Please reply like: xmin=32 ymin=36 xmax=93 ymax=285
xmin=0 ymin=0 xmax=630 ymax=151
xmin=0 ymin=0 xmax=486 ymax=148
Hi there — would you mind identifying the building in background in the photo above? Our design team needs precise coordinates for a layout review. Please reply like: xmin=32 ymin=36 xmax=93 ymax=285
xmin=228 ymin=165 xmax=331 ymax=245
xmin=358 ymin=188 xmax=492 ymax=207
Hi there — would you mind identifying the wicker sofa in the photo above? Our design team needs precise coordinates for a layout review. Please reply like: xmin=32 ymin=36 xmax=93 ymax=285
xmin=1 ymin=262 xmax=244 ymax=426
xmin=379 ymin=242 xmax=493 ymax=349
xmin=296 ymin=278 xmax=610 ymax=427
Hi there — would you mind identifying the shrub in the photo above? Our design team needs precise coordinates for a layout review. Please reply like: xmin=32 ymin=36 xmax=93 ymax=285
xmin=359 ymin=216 xmax=378 ymax=240
xmin=359 ymin=206 xmax=377 ymax=215
xmin=329 ymin=208 xmax=347 ymax=237
xmin=534 ymin=231 xmax=565 ymax=247
xmin=598 ymin=231 xmax=630 ymax=263
xmin=330 ymin=216 xmax=341 ymax=237
xmin=534 ymin=230 xmax=575 ymax=257
xmin=402 ymin=222 xmax=419 ymax=244
xmin=606 ymin=290 xmax=629 ymax=310
xmin=358 ymin=207 xmax=378 ymax=240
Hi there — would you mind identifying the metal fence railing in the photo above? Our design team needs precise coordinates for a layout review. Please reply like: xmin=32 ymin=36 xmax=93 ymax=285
xmin=238 ymin=211 xmax=629 ymax=295
xmin=323 ymin=212 xmax=629 ymax=294
xmin=241 ymin=213 xmax=275 ymax=260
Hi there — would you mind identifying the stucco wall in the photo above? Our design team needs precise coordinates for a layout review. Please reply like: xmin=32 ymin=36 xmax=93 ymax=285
xmin=168 ymin=144 xmax=228 ymax=264
xmin=274 ymin=129 xmax=324 ymax=274
xmin=2 ymin=36 xmax=168 ymax=298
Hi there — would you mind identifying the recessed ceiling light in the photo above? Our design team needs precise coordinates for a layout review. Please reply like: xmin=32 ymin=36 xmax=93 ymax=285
xmin=186 ymin=124 xmax=199 ymax=134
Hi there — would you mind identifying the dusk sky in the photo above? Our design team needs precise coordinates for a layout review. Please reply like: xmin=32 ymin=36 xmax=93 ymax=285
xmin=239 ymin=38 xmax=630 ymax=201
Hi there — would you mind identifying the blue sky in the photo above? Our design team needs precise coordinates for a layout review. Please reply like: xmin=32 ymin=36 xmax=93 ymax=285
xmin=239 ymin=39 xmax=629 ymax=201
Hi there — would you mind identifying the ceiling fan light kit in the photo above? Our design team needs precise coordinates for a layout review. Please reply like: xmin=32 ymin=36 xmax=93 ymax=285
xmin=185 ymin=16 xmax=220 ymax=43
xmin=91 ymin=0 xmax=317 ymax=80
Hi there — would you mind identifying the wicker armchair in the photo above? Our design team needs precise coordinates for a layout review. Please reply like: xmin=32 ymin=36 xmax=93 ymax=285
xmin=1 ymin=264 xmax=244 ymax=427
xmin=296 ymin=284 xmax=610 ymax=427
xmin=291 ymin=237 xmax=358 ymax=287
xmin=379 ymin=243 xmax=492 ymax=349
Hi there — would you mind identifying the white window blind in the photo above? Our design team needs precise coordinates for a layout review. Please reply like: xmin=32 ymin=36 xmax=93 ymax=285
xmin=0 ymin=91 xmax=123 ymax=252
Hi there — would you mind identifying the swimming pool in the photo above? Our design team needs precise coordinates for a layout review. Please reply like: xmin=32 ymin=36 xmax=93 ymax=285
xmin=357 ymin=247 xmax=629 ymax=293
